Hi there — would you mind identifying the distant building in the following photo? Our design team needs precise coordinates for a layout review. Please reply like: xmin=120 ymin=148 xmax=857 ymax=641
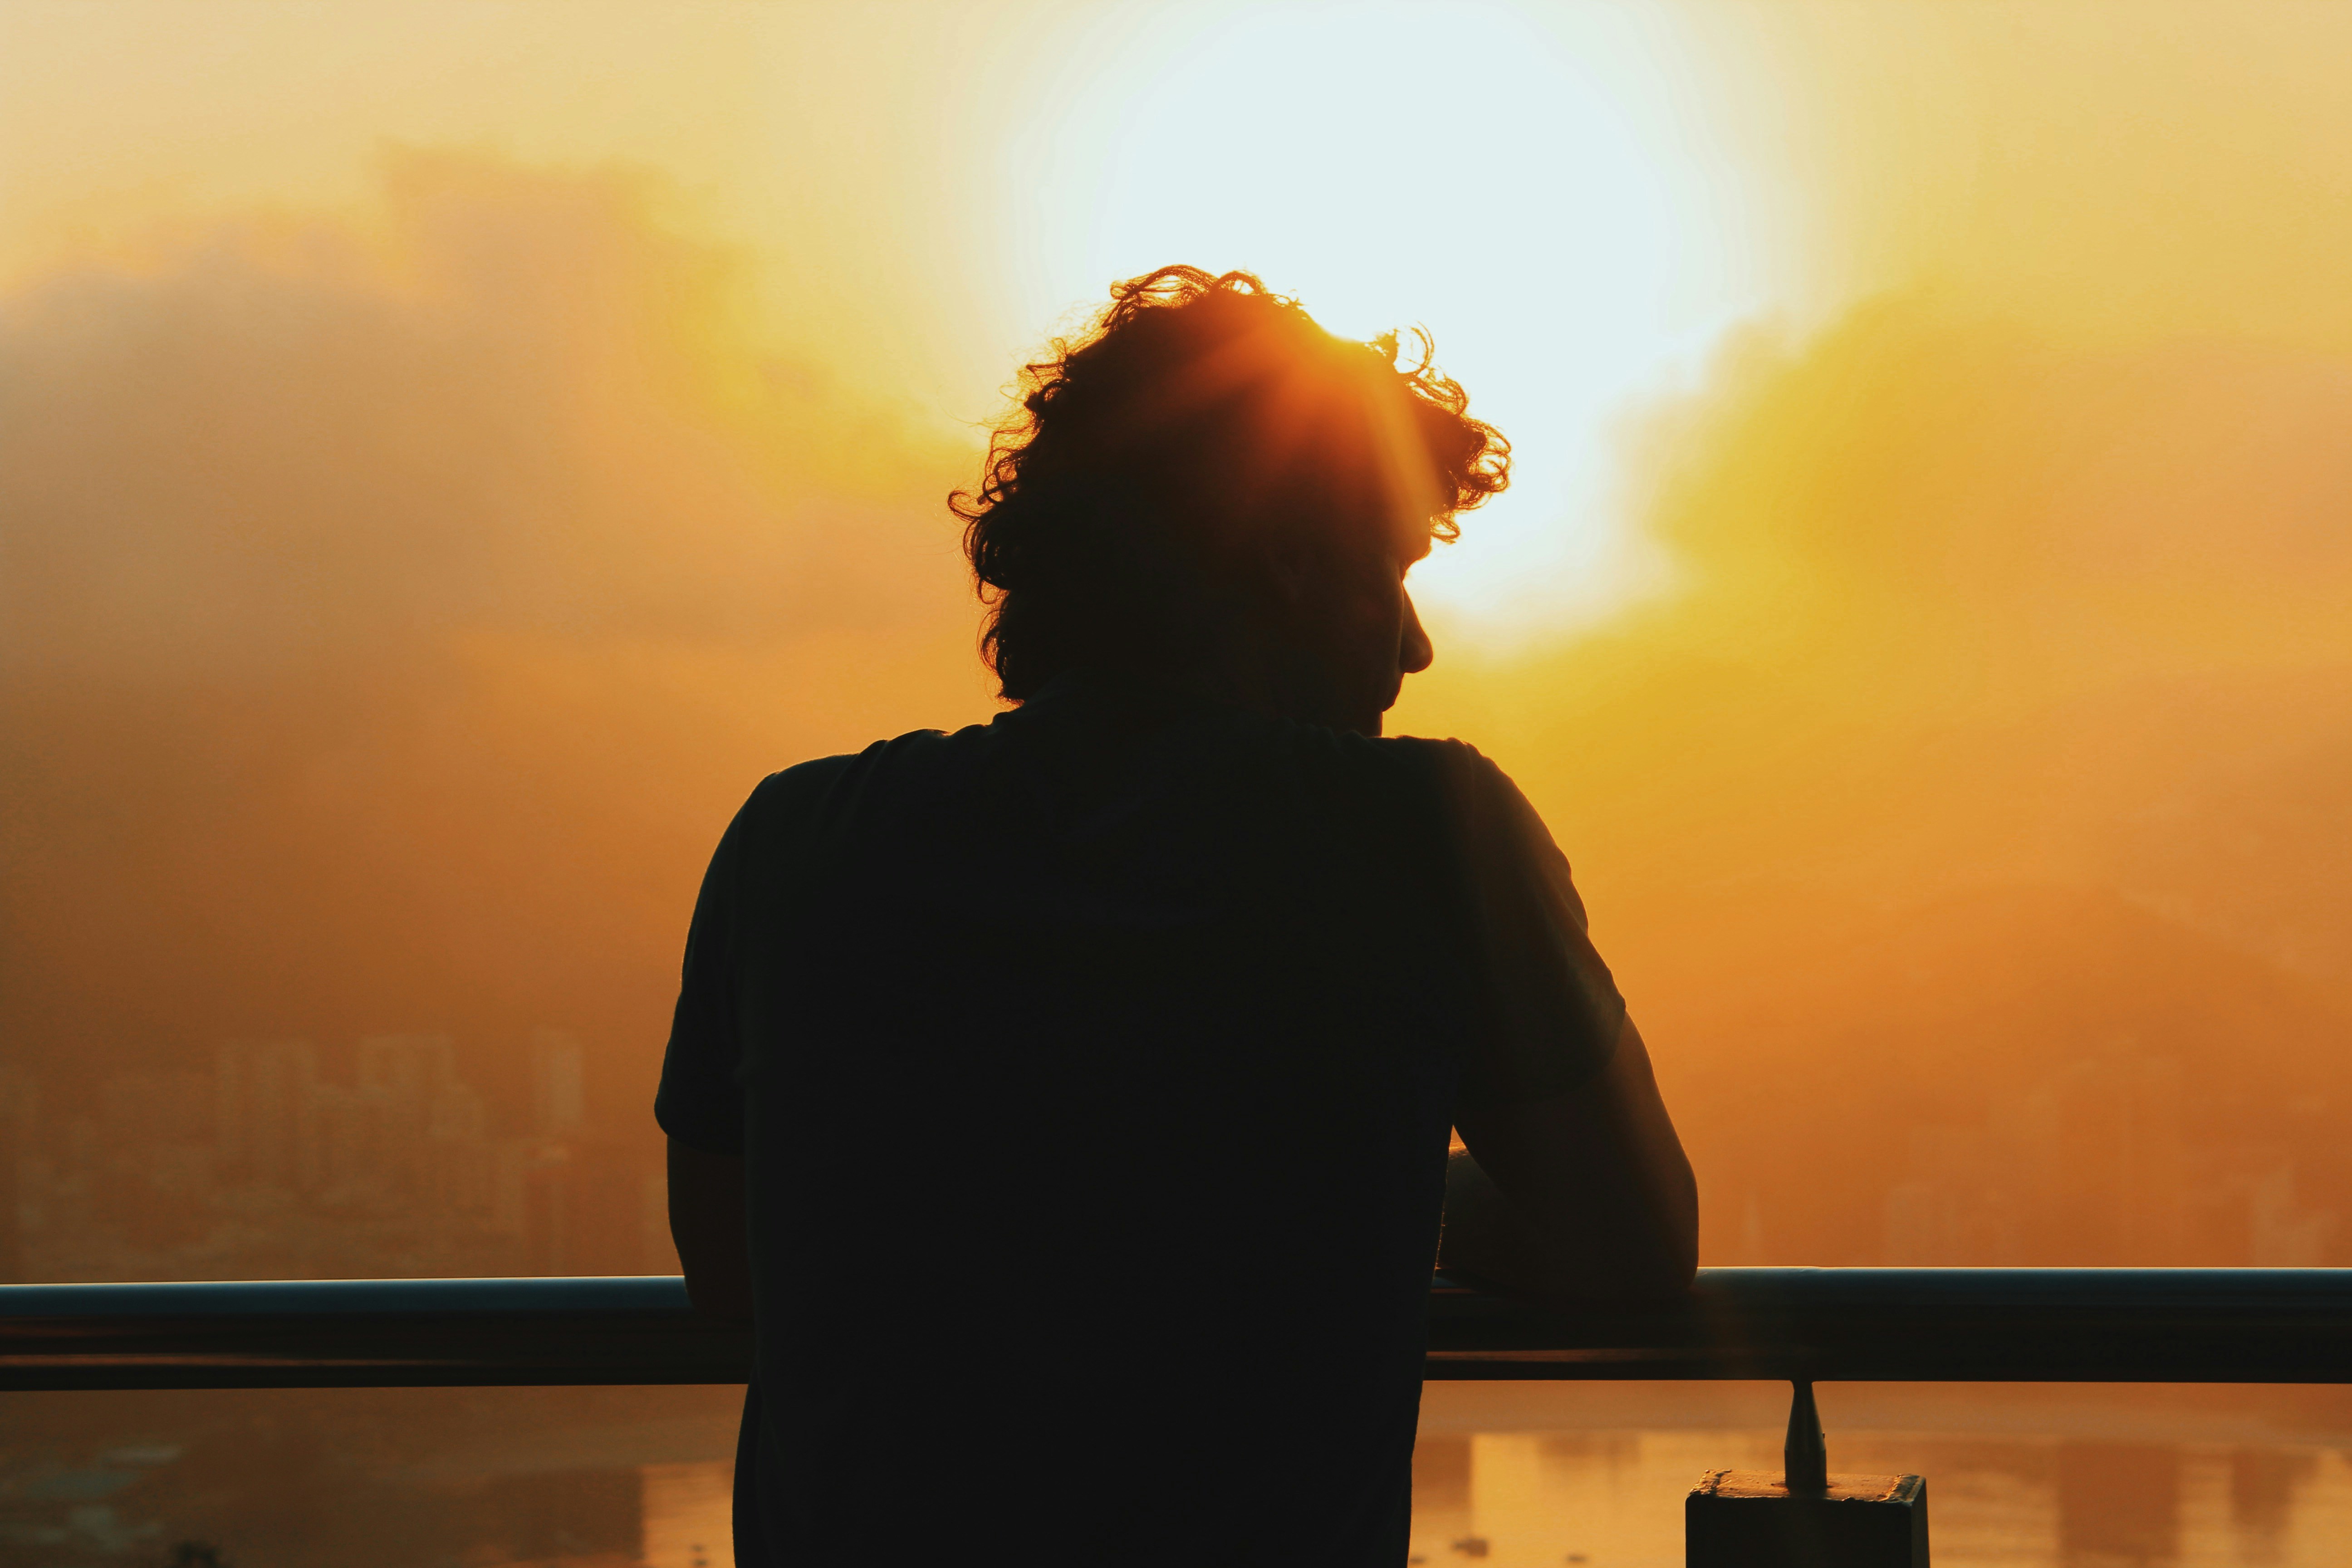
xmin=1882 ymin=1047 xmax=2199 ymax=1265
xmin=2055 ymin=1049 xmax=2186 ymax=1264
xmin=516 ymin=1137 xmax=652 ymax=1275
xmin=216 ymin=1039 xmax=318 ymax=1191
xmin=529 ymin=1029 xmax=587 ymax=1140
xmin=27 ymin=1027 xmax=665 ymax=1283
xmin=355 ymin=1034 xmax=452 ymax=1202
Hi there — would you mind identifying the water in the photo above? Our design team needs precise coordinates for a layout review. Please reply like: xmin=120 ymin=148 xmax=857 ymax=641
xmin=4 ymin=1383 xmax=2352 ymax=1565
xmin=1408 ymin=1383 xmax=2352 ymax=1568
xmin=637 ymin=1431 xmax=2352 ymax=1568
xmin=641 ymin=1463 xmax=731 ymax=1568
xmin=1405 ymin=1428 xmax=2352 ymax=1568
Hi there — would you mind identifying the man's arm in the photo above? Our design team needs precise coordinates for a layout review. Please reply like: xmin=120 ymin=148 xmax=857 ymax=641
xmin=667 ymin=1137 xmax=754 ymax=1323
xmin=1441 ymin=1014 xmax=1698 ymax=1303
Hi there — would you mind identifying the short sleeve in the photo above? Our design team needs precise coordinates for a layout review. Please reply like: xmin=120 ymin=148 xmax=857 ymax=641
xmin=653 ymin=782 xmax=767 ymax=1157
xmin=1433 ymin=745 xmax=1627 ymax=1106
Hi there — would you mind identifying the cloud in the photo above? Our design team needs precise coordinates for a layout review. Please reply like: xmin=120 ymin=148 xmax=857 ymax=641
xmin=0 ymin=152 xmax=992 ymax=1116
xmin=1409 ymin=295 xmax=2352 ymax=894
xmin=1392 ymin=290 xmax=2352 ymax=1263
xmin=1 ymin=150 xmax=975 ymax=679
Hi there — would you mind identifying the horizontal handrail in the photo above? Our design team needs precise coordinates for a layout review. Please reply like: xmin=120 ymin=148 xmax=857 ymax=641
xmin=1426 ymin=1267 xmax=2352 ymax=1382
xmin=0 ymin=1276 xmax=741 ymax=1391
xmin=2 ymin=1269 xmax=2350 ymax=1391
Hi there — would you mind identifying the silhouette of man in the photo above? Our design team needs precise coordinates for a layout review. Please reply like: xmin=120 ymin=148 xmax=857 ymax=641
xmin=658 ymin=267 xmax=1696 ymax=1568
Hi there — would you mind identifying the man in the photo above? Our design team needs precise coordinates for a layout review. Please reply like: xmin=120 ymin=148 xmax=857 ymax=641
xmin=658 ymin=266 xmax=1696 ymax=1567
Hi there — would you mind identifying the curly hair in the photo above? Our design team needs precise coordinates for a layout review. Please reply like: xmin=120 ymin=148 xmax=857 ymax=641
xmin=951 ymin=266 xmax=1509 ymax=701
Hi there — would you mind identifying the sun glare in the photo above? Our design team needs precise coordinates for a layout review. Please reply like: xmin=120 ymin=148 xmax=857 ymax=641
xmin=999 ymin=1 xmax=1771 ymax=642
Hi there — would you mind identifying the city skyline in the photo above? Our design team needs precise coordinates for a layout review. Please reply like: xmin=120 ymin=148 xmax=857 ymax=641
xmin=0 ymin=1028 xmax=669 ymax=1285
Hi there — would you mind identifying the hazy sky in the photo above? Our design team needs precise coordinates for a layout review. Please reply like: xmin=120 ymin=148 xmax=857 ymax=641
xmin=5 ymin=1 xmax=2350 ymax=1258
xmin=0 ymin=0 xmax=1801 ymax=632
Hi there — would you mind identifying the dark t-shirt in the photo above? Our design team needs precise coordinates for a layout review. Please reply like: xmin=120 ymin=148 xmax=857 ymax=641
xmin=655 ymin=667 xmax=1624 ymax=1568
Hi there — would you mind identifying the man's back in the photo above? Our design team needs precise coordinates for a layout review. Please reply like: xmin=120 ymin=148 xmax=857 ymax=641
xmin=656 ymin=265 xmax=1689 ymax=1568
xmin=659 ymin=669 xmax=1608 ymax=1564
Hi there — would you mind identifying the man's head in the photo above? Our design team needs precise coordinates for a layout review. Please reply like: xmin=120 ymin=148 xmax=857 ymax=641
xmin=953 ymin=266 xmax=1509 ymax=735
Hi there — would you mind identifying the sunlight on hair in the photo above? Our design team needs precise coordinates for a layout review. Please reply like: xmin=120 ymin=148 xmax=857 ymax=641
xmin=1001 ymin=0 xmax=1777 ymax=644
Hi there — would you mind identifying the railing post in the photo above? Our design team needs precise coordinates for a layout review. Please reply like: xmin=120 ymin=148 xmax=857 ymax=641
xmin=1685 ymin=1380 xmax=1929 ymax=1567
xmin=1784 ymin=1378 xmax=1828 ymax=1493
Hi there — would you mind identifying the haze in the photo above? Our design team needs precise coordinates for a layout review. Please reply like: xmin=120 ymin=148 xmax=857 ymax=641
xmin=3 ymin=0 xmax=2349 ymax=1273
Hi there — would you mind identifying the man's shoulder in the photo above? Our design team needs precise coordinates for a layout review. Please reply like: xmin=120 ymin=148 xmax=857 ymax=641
xmin=745 ymin=724 xmax=973 ymax=800
xmin=739 ymin=750 xmax=861 ymax=817
xmin=1281 ymin=723 xmax=1499 ymax=795
xmin=1355 ymin=730 xmax=1490 ymax=770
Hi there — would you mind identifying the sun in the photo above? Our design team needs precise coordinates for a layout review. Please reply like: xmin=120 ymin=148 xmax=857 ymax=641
xmin=997 ymin=0 xmax=1768 ymax=643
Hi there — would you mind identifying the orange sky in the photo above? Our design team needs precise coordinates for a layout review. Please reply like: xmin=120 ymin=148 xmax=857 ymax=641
xmin=4 ymin=1 xmax=2349 ymax=1262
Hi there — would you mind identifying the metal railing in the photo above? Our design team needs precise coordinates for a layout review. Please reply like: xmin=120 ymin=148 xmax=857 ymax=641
xmin=4 ymin=1267 xmax=2351 ymax=1391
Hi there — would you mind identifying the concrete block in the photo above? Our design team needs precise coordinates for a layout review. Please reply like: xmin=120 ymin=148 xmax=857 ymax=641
xmin=1686 ymin=1469 xmax=1928 ymax=1567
